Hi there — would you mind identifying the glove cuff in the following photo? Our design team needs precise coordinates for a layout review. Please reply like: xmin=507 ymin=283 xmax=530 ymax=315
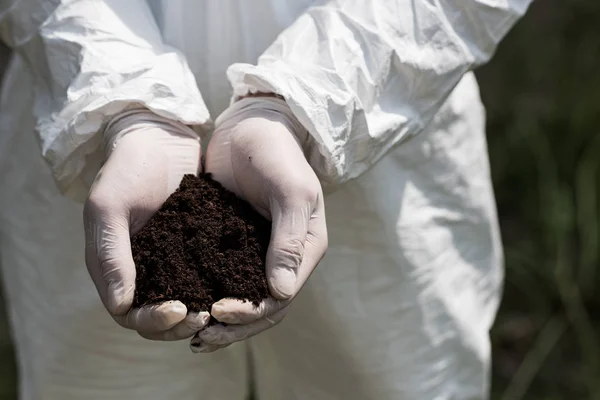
xmin=216 ymin=97 xmax=309 ymax=148
xmin=103 ymin=108 xmax=199 ymax=157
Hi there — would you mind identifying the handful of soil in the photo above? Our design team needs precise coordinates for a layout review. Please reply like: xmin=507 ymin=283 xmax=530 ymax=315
xmin=131 ymin=174 xmax=271 ymax=313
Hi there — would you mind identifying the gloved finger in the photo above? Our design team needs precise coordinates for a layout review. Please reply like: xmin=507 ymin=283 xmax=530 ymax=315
xmin=137 ymin=311 xmax=210 ymax=341
xmin=293 ymin=192 xmax=328 ymax=289
xmin=198 ymin=308 xmax=288 ymax=345
xmin=211 ymin=296 xmax=289 ymax=325
xmin=113 ymin=301 xmax=187 ymax=332
xmin=84 ymin=202 xmax=137 ymax=316
xmin=265 ymin=198 xmax=311 ymax=300
xmin=190 ymin=342 xmax=231 ymax=354
xmin=189 ymin=335 xmax=232 ymax=353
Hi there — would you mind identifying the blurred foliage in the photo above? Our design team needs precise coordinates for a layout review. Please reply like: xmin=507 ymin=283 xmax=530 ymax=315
xmin=1 ymin=1 xmax=599 ymax=399
xmin=0 ymin=37 xmax=17 ymax=400
xmin=476 ymin=0 xmax=600 ymax=398
xmin=0 ymin=291 xmax=16 ymax=399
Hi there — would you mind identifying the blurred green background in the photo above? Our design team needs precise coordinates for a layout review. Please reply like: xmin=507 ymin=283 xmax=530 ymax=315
xmin=0 ymin=0 xmax=599 ymax=398
xmin=480 ymin=0 xmax=600 ymax=398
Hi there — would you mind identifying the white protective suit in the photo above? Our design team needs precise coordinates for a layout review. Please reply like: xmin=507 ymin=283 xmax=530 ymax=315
xmin=0 ymin=0 xmax=530 ymax=399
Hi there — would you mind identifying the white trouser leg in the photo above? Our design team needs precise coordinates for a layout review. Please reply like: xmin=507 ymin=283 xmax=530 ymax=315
xmin=251 ymin=74 xmax=501 ymax=400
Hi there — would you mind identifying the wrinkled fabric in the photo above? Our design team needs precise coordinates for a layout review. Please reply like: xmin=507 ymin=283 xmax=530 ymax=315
xmin=0 ymin=0 xmax=210 ymax=200
xmin=228 ymin=0 xmax=529 ymax=185
xmin=0 ymin=0 xmax=530 ymax=399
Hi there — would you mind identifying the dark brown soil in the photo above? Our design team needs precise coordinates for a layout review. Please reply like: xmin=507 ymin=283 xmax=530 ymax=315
xmin=131 ymin=174 xmax=271 ymax=313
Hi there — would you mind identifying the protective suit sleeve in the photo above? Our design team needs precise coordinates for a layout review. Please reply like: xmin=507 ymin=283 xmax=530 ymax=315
xmin=227 ymin=0 xmax=531 ymax=185
xmin=0 ymin=0 xmax=210 ymax=199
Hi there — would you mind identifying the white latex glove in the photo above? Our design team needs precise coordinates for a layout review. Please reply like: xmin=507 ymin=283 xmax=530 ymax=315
xmin=84 ymin=109 xmax=210 ymax=341
xmin=190 ymin=97 xmax=328 ymax=353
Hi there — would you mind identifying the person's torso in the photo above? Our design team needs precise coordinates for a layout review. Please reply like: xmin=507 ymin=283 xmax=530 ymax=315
xmin=0 ymin=5 xmax=501 ymax=361
xmin=147 ymin=0 xmax=317 ymax=117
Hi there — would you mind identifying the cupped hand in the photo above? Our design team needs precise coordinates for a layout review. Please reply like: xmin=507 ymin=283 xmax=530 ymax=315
xmin=191 ymin=97 xmax=327 ymax=353
xmin=84 ymin=109 xmax=210 ymax=341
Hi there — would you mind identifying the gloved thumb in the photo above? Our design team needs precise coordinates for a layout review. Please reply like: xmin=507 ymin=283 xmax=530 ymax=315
xmin=266 ymin=200 xmax=311 ymax=300
xmin=84 ymin=200 xmax=136 ymax=316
